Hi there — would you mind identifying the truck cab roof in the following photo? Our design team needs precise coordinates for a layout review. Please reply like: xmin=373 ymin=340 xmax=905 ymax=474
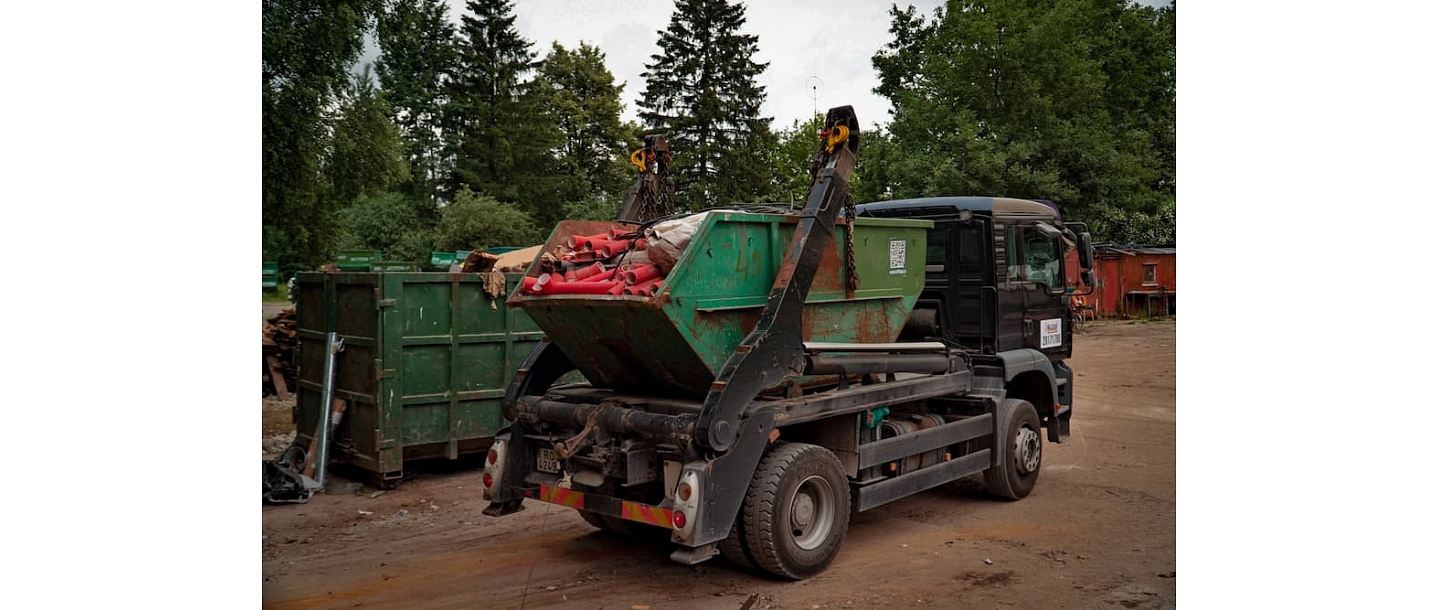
xmin=856 ymin=196 xmax=1061 ymax=221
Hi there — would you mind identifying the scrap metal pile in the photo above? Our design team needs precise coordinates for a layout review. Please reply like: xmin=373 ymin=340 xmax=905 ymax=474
xmin=520 ymin=213 xmax=704 ymax=298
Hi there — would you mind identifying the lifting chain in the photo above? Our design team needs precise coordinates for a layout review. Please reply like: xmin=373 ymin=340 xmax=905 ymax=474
xmin=636 ymin=149 xmax=675 ymax=221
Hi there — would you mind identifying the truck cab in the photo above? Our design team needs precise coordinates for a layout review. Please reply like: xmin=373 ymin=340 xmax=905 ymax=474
xmin=857 ymin=196 xmax=1095 ymax=442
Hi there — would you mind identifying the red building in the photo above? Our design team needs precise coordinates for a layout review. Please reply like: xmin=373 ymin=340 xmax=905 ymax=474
xmin=1067 ymin=245 xmax=1176 ymax=318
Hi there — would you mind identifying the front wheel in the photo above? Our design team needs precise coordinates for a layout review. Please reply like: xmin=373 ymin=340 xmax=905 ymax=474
xmin=741 ymin=443 xmax=851 ymax=579
xmin=983 ymin=399 xmax=1043 ymax=500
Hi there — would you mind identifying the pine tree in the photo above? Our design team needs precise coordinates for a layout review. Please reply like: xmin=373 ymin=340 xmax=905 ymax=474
xmin=638 ymin=0 xmax=773 ymax=210
xmin=375 ymin=0 xmax=455 ymax=210
xmin=444 ymin=0 xmax=563 ymax=223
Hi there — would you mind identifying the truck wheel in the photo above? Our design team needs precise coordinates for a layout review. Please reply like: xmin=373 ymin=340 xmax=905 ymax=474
xmin=718 ymin=514 xmax=758 ymax=570
xmin=742 ymin=443 xmax=850 ymax=579
xmin=983 ymin=399 xmax=1042 ymax=500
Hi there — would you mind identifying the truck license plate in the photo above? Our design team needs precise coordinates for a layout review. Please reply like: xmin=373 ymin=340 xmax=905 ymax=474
xmin=536 ymin=448 xmax=560 ymax=473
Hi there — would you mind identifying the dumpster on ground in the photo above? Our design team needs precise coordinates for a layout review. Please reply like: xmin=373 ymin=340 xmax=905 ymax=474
xmin=429 ymin=251 xmax=458 ymax=270
xmin=292 ymin=272 xmax=545 ymax=486
xmin=369 ymin=261 xmax=419 ymax=272
xmin=335 ymin=250 xmax=383 ymax=271
xmin=263 ymin=261 xmax=279 ymax=290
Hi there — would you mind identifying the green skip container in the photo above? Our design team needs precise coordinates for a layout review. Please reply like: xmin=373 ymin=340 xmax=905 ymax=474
xmin=293 ymin=271 xmax=544 ymax=485
xmin=509 ymin=211 xmax=933 ymax=397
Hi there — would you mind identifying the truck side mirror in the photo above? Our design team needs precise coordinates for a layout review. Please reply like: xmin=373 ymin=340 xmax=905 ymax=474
xmin=1078 ymin=233 xmax=1093 ymax=269
xmin=1081 ymin=269 xmax=1094 ymax=288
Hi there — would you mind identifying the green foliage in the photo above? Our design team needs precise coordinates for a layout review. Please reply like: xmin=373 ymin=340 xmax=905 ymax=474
xmin=445 ymin=0 xmax=565 ymax=225
xmin=263 ymin=0 xmax=384 ymax=271
xmin=766 ymin=114 xmax=826 ymax=206
xmin=639 ymin=0 xmax=774 ymax=209
xmin=535 ymin=42 xmax=634 ymax=203
xmin=870 ymin=0 xmax=1175 ymax=242
xmin=262 ymin=287 xmax=293 ymax=303
xmin=561 ymin=193 xmax=622 ymax=221
xmin=327 ymin=67 xmax=412 ymax=208
xmin=336 ymin=191 xmax=435 ymax=262
xmin=435 ymin=186 xmax=543 ymax=251
xmin=376 ymin=0 xmax=456 ymax=209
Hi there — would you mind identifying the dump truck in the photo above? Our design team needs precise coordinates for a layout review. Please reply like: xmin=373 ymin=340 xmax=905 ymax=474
xmin=481 ymin=106 xmax=1096 ymax=579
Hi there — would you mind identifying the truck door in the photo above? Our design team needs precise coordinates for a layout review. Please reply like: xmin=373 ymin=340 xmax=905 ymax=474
xmin=1001 ymin=222 xmax=1070 ymax=356
xmin=922 ymin=219 xmax=992 ymax=350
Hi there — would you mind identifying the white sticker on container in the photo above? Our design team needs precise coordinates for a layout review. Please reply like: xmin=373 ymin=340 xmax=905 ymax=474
xmin=889 ymin=239 xmax=906 ymax=275
xmin=1040 ymin=317 xmax=1063 ymax=348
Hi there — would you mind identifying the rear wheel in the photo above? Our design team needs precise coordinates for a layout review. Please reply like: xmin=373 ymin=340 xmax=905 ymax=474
xmin=718 ymin=509 xmax=758 ymax=570
xmin=741 ymin=443 xmax=850 ymax=579
xmin=983 ymin=399 xmax=1042 ymax=500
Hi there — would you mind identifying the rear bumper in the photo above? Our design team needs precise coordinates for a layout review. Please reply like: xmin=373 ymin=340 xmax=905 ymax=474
xmin=524 ymin=483 xmax=677 ymax=530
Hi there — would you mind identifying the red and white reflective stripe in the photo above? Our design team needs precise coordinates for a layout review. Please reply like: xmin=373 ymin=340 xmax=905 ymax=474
xmin=527 ymin=484 xmax=586 ymax=509
xmin=621 ymin=501 xmax=674 ymax=529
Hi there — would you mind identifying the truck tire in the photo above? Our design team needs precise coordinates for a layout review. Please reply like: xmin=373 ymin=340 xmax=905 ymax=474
xmin=983 ymin=399 xmax=1042 ymax=500
xmin=718 ymin=513 xmax=758 ymax=570
xmin=742 ymin=443 xmax=850 ymax=579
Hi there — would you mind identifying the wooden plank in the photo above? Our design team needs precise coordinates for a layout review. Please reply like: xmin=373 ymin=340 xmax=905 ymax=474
xmin=266 ymin=354 xmax=291 ymax=400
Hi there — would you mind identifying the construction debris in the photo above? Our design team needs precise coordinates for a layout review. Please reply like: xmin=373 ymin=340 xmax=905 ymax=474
xmin=263 ymin=308 xmax=298 ymax=399
xmin=518 ymin=225 xmax=686 ymax=297
xmin=492 ymin=245 xmax=544 ymax=272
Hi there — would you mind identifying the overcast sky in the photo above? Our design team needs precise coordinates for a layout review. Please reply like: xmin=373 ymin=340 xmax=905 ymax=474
xmin=359 ymin=0 xmax=1171 ymax=132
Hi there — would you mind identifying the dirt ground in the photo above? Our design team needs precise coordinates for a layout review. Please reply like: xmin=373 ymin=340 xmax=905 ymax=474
xmin=261 ymin=319 xmax=1175 ymax=609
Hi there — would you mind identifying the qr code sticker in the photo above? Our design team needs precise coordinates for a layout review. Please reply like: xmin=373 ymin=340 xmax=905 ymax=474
xmin=889 ymin=239 xmax=906 ymax=275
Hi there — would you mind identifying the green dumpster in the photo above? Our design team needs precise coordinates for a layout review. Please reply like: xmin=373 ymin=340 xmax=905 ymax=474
xmin=292 ymin=271 xmax=544 ymax=485
xmin=263 ymin=261 xmax=279 ymax=290
xmin=335 ymin=250 xmax=382 ymax=271
xmin=509 ymin=212 xmax=932 ymax=397
xmin=429 ymin=251 xmax=458 ymax=270
xmin=370 ymin=261 xmax=419 ymax=272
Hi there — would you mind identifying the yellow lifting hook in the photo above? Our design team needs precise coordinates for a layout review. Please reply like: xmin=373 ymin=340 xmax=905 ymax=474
xmin=629 ymin=149 xmax=648 ymax=172
xmin=825 ymin=125 xmax=850 ymax=153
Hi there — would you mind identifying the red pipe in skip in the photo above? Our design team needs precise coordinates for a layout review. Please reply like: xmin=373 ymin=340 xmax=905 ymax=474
xmin=624 ymin=264 xmax=662 ymax=285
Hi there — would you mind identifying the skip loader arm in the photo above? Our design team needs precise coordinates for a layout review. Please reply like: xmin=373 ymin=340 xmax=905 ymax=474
xmin=682 ymin=105 xmax=860 ymax=546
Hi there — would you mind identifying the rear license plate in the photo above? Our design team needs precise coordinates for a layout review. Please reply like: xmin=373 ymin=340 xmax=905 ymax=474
xmin=536 ymin=448 xmax=560 ymax=473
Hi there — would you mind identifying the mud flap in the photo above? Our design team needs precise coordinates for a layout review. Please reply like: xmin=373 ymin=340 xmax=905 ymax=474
xmin=1047 ymin=409 xmax=1071 ymax=443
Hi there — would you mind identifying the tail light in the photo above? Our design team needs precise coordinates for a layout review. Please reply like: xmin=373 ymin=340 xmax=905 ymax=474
xmin=482 ymin=439 xmax=507 ymax=500
xmin=672 ymin=470 xmax=701 ymax=541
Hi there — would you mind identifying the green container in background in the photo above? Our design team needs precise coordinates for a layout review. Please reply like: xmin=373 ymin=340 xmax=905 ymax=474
xmin=370 ymin=261 xmax=419 ymax=272
xmin=293 ymin=272 xmax=544 ymax=485
xmin=511 ymin=212 xmax=932 ymax=397
xmin=263 ymin=261 xmax=279 ymax=289
xmin=429 ymin=251 xmax=458 ymax=269
xmin=335 ymin=250 xmax=382 ymax=271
